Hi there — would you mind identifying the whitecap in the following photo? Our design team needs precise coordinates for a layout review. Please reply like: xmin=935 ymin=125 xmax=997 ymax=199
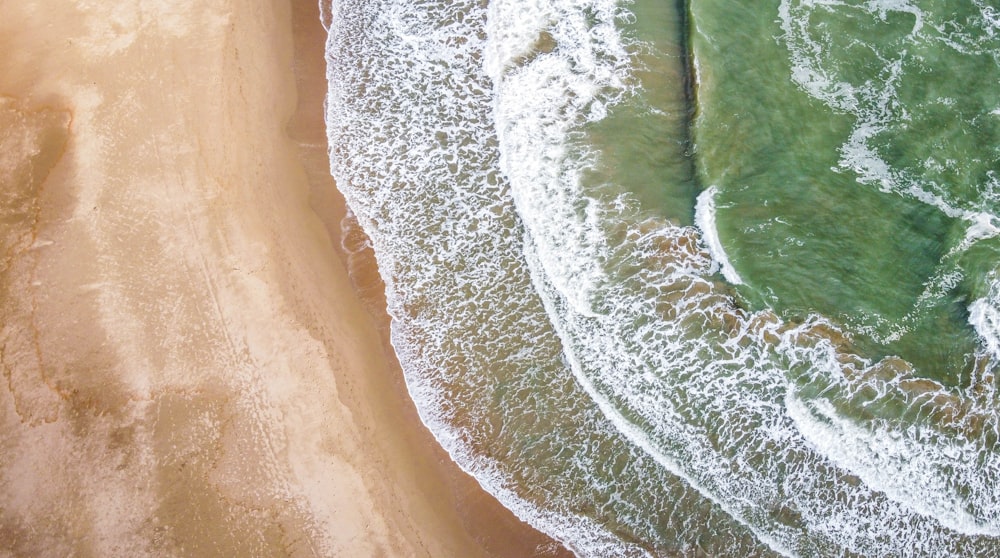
xmin=694 ymin=186 xmax=743 ymax=285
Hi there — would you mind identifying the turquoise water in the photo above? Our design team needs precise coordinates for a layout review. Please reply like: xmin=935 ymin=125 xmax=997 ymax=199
xmin=324 ymin=0 xmax=1000 ymax=555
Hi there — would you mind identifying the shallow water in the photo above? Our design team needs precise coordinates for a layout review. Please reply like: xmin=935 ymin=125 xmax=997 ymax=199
xmin=324 ymin=0 xmax=1000 ymax=555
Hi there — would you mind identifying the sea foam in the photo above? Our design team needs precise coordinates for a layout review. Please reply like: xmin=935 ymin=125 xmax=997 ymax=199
xmin=694 ymin=186 xmax=743 ymax=285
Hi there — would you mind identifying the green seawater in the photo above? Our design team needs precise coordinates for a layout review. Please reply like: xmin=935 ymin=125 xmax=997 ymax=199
xmin=699 ymin=0 xmax=1000 ymax=385
xmin=575 ymin=0 xmax=696 ymax=225
xmin=593 ymin=0 xmax=1000 ymax=385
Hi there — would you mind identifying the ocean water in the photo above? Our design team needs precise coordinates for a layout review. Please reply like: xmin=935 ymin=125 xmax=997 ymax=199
xmin=323 ymin=0 xmax=1000 ymax=555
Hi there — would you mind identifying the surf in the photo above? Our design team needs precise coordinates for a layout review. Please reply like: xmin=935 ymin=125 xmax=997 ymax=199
xmin=324 ymin=0 xmax=1000 ymax=554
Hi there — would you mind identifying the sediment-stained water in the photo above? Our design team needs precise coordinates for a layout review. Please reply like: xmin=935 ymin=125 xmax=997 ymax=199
xmin=324 ymin=0 xmax=1000 ymax=555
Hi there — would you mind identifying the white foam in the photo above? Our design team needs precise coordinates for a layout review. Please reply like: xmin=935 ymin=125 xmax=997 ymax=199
xmin=950 ymin=213 xmax=1000 ymax=256
xmin=524 ymin=236 xmax=796 ymax=558
xmin=695 ymin=186 xmax=744 ymax=285
xmin=970 ymin=274 xmax=1000 ymax=361
xmin=787 ymin=393 xmax=999 ymax=537
xmin=977 ymin=1 xmax=1000 ymax=32
xmin=869 ymin=0 xmax=924 ymax=35
xmin=483 ymin=0 xmax=556 ymax=79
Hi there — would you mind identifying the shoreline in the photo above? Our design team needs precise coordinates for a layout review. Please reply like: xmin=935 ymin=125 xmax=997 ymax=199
xmin=0 ymin=0 xmax=565 ymax=555
xmin=291 ymin=1 xmax=570 ymax=556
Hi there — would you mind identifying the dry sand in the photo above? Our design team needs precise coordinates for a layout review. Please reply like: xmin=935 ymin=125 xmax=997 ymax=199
xmin=0 ymin=0 xmax=565 ymax=555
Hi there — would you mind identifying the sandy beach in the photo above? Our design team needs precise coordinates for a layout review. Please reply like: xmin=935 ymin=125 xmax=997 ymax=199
xmin=0 ymin=0 xmax=564 ymax=555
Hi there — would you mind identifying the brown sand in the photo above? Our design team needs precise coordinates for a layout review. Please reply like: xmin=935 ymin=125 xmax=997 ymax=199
xmin=0 ymin=0 xmax=565 ymax=555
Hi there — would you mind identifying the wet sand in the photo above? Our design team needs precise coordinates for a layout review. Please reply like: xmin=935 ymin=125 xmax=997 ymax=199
xmin=0 ymin=0 xmax=564 ymax=555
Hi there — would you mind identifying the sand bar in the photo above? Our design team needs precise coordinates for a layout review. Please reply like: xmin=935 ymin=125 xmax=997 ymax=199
xmin=0 ymin=0 xmax=564 ymax=555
